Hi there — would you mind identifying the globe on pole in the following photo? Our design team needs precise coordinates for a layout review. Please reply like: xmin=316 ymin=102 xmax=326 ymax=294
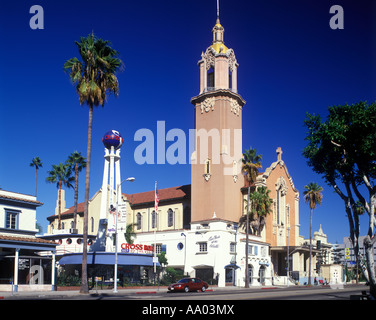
xmin=102 ymin=130 xmax=124 ymax=150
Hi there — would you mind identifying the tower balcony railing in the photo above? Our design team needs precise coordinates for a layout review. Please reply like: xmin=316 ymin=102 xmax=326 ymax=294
xmin=203 ymin=87 xmax=238 ymax=94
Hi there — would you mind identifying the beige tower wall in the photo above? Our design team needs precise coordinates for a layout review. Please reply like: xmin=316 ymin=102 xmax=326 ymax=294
xmin=191 ymin=92 xmax=244 ymax=223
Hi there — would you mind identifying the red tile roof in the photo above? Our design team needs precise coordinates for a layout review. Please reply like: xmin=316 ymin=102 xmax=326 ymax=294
xmin=126 ymin=185 xmax=191 ymax=206
xmin=60 ymin=202 xmax=85 ymax=215
xmin=0 ymin=234 xmax=56 ymax=245
xmin=48 ymin=185 xmax=191 ymax=220
xmin=0 ymin=194 xmax=43 ymax=206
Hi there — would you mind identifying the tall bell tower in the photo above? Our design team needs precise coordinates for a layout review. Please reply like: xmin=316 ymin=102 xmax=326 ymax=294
xmin=190 ymin=15 xmax=246 ymax=223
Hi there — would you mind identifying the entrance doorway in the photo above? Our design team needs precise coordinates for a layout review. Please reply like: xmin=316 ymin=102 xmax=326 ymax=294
xmin=195 ymin=267 xmax=214 ymax=284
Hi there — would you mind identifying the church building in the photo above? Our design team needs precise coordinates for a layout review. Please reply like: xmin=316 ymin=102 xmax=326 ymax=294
xmin=45 ymin=14 xmax=318 ymax=287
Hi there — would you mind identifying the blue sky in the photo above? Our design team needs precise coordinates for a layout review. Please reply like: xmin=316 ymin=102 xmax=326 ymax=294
xmin=0 ymin=0 xmax=375 ymax=244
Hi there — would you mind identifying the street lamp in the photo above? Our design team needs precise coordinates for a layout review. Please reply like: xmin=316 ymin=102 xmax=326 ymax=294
xmin=233 ymin=223 xmax=238 ymax=286
xmin=114 ymin=177 xmax=135 ymax=293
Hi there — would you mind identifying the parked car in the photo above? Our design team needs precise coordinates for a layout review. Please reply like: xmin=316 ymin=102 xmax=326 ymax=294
xmin=168 ymin=278 xmax=209 ymax=293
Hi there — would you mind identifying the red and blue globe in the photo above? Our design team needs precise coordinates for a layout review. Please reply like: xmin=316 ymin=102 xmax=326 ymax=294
xmin=102 ymin=130 xmax=124 ymax=150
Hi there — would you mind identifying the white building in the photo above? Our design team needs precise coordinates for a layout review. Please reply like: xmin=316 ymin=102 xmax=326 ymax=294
xmin=0 ymin=190 xmax=57 ymax=292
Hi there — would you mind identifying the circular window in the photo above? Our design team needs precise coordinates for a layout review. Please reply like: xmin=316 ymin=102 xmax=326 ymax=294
xmin=66 ymin=238 xmax=72 ymax=245
xmin=177 ymin=242 xmax=184 ymax=250
xmin=77 ymin=238 xmax=82 ymax=245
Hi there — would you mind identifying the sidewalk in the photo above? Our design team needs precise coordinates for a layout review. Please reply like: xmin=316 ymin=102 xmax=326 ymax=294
xmin=0 ymin=284 xmax=250 ymax=299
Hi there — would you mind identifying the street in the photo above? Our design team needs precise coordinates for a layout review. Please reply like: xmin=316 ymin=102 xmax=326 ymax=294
xmin=1 ymin=284 xmax=370 ymax=301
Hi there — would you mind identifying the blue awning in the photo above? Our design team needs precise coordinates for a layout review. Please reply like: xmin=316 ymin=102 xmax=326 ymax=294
xmin=58 ymin=252 xmax=159 ymax=267
xmin=224 ymin=264 xmax=241 ymax=270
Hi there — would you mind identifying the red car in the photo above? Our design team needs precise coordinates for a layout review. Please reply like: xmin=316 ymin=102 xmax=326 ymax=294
xmin=168 ymin=278 xmax=209 ymax=293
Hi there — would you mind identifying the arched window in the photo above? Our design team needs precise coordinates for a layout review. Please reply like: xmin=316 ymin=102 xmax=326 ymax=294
xmin=152 ymin=210 xmax=157 ymax=229
xmin=205 ymin=158 xmax=211 ymax=174
xmin=168 ymin=209 xmax=174 ymax=227
xmin=204 ymin=158 xmax=211 ymax=181
xmin=207 ymin=67 xmax=214 ymax=90
xmin=137 ymin=213 xmax=142 ymax=230
xmin=229 ymin=69 xmax=232 ymax=90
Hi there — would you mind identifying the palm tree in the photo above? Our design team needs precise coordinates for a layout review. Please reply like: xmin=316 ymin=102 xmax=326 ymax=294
xmin=64 ymin=33 xmax=122 ymax=293
xmin=240 ymin=186 xmax=272 ymax=236
xmin=241 ymin=148 xmax=262 ymax=288
xmin=30 ymin=157 xmax=43 ymax=197
xmin=303 ymin=182 xmax=323 ymax=285
xmin=46 ymin=163 xmax=74 ymax=230
xmin=66 ymin=151 xmax=87 ymax=231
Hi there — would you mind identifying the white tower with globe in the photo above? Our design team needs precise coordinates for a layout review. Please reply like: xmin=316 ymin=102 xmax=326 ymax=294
xmin=90 ymin=130 xmax=127 ymax=252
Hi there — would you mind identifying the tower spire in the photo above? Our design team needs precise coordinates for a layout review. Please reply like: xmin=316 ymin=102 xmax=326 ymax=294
xmin=217 ymin=0 xmax=220 ymax=19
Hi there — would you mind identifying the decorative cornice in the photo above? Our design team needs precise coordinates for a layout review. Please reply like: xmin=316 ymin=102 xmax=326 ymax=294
xmin=191 ymin=89 xmax=246 ymax=107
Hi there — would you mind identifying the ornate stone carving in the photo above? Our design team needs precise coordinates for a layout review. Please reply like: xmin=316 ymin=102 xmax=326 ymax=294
xmin=204 ymin=48 xmax=215 ymax=70
xmin=276 ymin=176 xmax=288 ymax=196
xmin=228 ymin=50 xmax=236 ymax=73
xmin=230 ymin=98 xmax=240 ymax=116
xmin=200 ymin=97 xmax=215 ymax=113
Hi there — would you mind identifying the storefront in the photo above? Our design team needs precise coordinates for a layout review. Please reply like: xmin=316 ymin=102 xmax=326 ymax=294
xmin=0 ymin=235 xmax=57 ymax=292
xmin=58 ymin=250 xmax=160 ymax=285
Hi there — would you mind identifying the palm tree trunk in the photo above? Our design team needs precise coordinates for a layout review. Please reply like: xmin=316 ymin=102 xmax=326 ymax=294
xmin=73 ymin=163 xmax=79 ymax=230
xmin=245 ymin=185 xmax=250 ymax=288
xmin=81 ymin=104 xmax=93 ymax=294
xmin=35 ymin=168 xmax=38 ymax=197
xmin=58 ymin=181 xmax=62 ymax=229
xmin=308 ymin=208 xmax=312 ymax=285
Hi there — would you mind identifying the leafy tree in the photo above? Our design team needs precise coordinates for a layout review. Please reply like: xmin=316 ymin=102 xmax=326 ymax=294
xmin=64 ymin=33 xmax=123 ymax=293
xmin=46 ymin=163 xmax=74 ymax=230
xmin=35 ymin=222 xmax=43 ymax=234
xmin=124 ymin=223 xmax=136 ymax=244
xmin=66 ymin=151 xmax=86 ymax=230
xmin=157 ymin=251 xmax=168 ymax=267
xmin=303 ymin=101 xmax=376 ymax=296
xmin=303 ymin=182 xmax=323 ymax=285
xmin=241 ymin=147 xmax=262 ymax=288
xmin=30 ymin=157 xmax=43 ymax=197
